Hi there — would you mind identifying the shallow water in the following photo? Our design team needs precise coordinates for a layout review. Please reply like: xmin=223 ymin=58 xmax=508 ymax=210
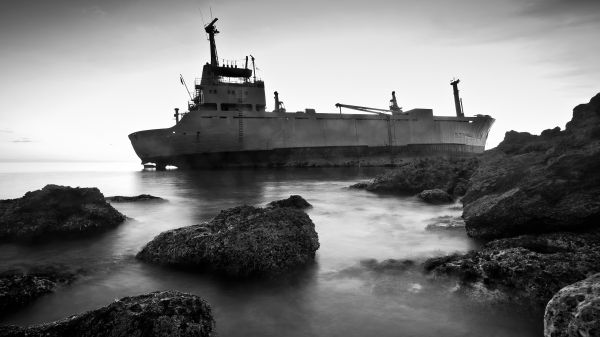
xmin=0 ymin=163 xmax=541 ymax=336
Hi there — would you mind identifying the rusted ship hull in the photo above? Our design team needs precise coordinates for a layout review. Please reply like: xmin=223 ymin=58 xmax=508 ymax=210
xmin=129 ymin=108 xmax=494 ymax=169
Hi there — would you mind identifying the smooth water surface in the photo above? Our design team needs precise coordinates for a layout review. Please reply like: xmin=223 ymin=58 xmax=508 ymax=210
xmin=0 ymin=163 xmax=541 ymax=336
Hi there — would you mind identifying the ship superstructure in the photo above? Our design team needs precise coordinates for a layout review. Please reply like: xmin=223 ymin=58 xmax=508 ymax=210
xmin=129 ymin=18 xmax=494 ymax=169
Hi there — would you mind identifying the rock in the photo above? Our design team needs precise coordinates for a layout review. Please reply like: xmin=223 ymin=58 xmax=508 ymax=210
xmin=267 ymin=195 xmax=312 ymax=209
xmin=462 ymin=93 xmax=600 ymax=239
xmin=425 ymin=216 xmax=465 ymax=231
xmin=106 ymin=194 xmax=164 ymax=202
xmin=0 ymin=265 xmax=78 ymax=317
xmin=0 ymin=185 xmax=126 ymax=242
xmin=0 ymin=291 xmax=215 ymax=337
xmin=137 ymin=205 xmax=319 ymax=277
xmin=424 ymin=231 xmax=600 ymax=312
xmin=350 ymin=157 xmax=479 ymax=196
xmin=544 ymin=273 xmax=600 ymax=337
xmin=418 ymin=189 xmax=454 ymax=204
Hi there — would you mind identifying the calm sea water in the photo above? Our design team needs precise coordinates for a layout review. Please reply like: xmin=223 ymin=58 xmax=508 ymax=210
xmin=0 ymin=162 xmax=541 ymax=336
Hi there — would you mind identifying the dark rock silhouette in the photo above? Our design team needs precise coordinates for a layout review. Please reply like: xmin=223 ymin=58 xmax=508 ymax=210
xmin=544 ymin=273 xmax=600 ymax=337
xmin=106 ymin=194 xmax=164 ymax=202
xmin=0 ymin=185 xmax=126 ymax=242
xmin=350 ymin=157 xmax=478 ymax=197
xmin=424 ymin=231 xmax=600 ymax=312
xmin=267 ymin=195 xmax=312 ymax=209
xmin=137 ymin=205 xmax=319 ymax=277
xmin=418 ymin=189 xmax=454 ymax=204
xmin=0 ymin=265 xmax=78 ymax=317
xmin=0 ymin=291 xmax=215 ymax=337
xmin=462 ymin=93 xmax=600 ymax=239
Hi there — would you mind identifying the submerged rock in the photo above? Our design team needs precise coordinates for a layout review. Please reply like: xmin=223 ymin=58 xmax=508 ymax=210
xmin=267 ymin=195 xmax=312 ymax=209
xmin=462 ymin=93 xmax=600 ymax=239
xmin=0 ymin=265 xmax=78 ymax=317
xmin=137 ymin=205 xmax=319 ymax=277
xmin=418 ymin=189 xmax=454 ymax=204
xmin=0 ymin=185 xmax=126 ymax=242
xmin=424 ymin=231 xmax=600 ymax=312
xmin=425 ymin=216 xmax=465 ymax=231
xmin=0 ymin=291 xmax=215 ymax=337
xmin=350 ymin=157 xmax=479 ymax=196
xmin=544 ymin=273 xmax=600 ymax=337
xmin=106 ymin=194 xmax=164 ymax=202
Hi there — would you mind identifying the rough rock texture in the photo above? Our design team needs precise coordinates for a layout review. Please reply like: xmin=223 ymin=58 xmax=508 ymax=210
xmin=544 ymin=273 xmax=600 ymax=337
xmin=350 ymin=157 xmax=479 ymax=196
xmin=418 ymin=189 xmax=454 ymax=204
xmin=0 ymin=185 xmax=126 ymax=242
xmin=0 ymin=291 xmax=215 ymax=337
xmin=425 ymin=216 xmax=465 ymax=231
xmin=137 ymin=205 xmax=320 ymax=277
xmin=267 ymin=195 xmax=312 ymax=209
xmin=106 ymin=194 xmax=164 ymax=202
xmin=424 ymin=231 xmax=600 ymax=311
xmin=462 ymin=93 xmax=600 ymax=239
xmin=0 ymin=265 xmax=78 ymax=316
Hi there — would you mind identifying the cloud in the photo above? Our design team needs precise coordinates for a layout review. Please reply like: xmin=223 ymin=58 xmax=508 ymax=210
xmin=11 ymin=137 xmax=33 ymax=143
xmin=0 ymin=129 xmax=13 ymax=133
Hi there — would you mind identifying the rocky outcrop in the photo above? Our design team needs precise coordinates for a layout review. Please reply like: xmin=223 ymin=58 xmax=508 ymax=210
xmin=137 ymin=205 xmax=319 ymax=277
xmin=0 ymin=265 xmax=78 ymax=316
xmin=544 ymin=273 xmax=600 ymax=337
xmin=0 ymin=185 xmax=126 ymax=242
xmin=418 ymin=189 xmax=454 ymax=204
xmin=0 ymin=291 xmax=215 ymax=337
xmin=425 ymin=216 xmax=465 ymax=231
xmin=462 ymin=93 xmax=600 ymax=239
xmin=106 ymin=194 xmax=164 ymax=202
xmin=350 ymin=157 xmax=479 ymax=197
xmin=424 ymin=231 xmax=600 ymax=312
xmin=267 ymin=195 xmax=312 ymax=209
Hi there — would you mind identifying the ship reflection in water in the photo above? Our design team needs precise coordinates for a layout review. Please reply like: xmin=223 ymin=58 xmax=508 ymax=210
xmin=0 ymin=165 xmax=540 ymax=336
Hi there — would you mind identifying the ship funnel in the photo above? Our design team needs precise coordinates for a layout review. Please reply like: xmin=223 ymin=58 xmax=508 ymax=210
xmin=450 ymin=78 xmax=464 ymax=117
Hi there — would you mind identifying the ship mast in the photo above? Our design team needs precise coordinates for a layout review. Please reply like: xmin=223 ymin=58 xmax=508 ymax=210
xmin=205 ymin=18 xmax=219 ymax=66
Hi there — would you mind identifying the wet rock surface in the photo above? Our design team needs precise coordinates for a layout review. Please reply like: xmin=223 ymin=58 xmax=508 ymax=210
xmin=267 ymin=195 xmax=312 ymax=209
xmin=0 ymin=290 xmax=215 ymax=337
xmin=544 ymin=273 xmax=600 ymax=337
xmin=136 ymin=205 xmax=320 ymax=277
xmin=0 ymin=185 xmax=126 ymax=242
xmin=105 ymin=194 xmax=164 ymax=202
xmin=418 ymin=189 xmax=454 ymax=204
xmin=462 ymin=93 xmax=600 ymax=239
xmin=424 ymin=231 xmax=600 ymax=312
xmin=0 ymin=265 xmax=79 ymax=317
xmin=350 ymin=157 xmax=479 ymax=196
xmin=425 ymin=216 xmax=465 ymax=231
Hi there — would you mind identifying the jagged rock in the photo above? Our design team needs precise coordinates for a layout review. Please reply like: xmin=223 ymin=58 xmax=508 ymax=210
xmin=350 ymin=157 xmax=479 ymax=196
xmin=418 ymin=189 xmax=454 ymax=204
xmin=0 ymin=265 xmax=78 ymax=317
xmin=137 ymin=205 xmax=319 ymax=277
xmin=0 ymin=185 xmax=126 ymax=242
xmin=106 ymin=194 xmax=164 ymax=202
xmin=0 ymin=291 xmax=215 ymax=337
xmin=544 ymin=273 xmax=600 ymax=337
xmin=462 ymin=93 xmax=600 ymax=239
xmin=267 ymin=195 xmax=312 ymax=209
xmin=424 ymin=231 xmax=600 ymax=312
xmin=425 ymin=216 xmax=465 ymax=231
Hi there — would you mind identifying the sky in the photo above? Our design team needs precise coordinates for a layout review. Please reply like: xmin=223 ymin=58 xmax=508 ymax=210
xmin=0 ymin=0 xmax=599 ymax=162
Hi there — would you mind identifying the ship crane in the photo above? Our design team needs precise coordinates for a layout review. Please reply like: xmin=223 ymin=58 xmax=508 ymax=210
xmin=336 ymin=91 xmax=403 ymax=116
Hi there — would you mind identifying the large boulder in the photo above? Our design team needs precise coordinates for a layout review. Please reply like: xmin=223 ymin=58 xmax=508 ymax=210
xmin=350 ymin=157 xmax=479 ymax=196
xmin=137 ymin=205 xmax=319 ymax=277
xmin=462 ymin=93 xmax=600 ymax=239
xmin=544 ymin=273 xmax=600 ymax=337
xmin=106 ymin=194 xmax=164 ymax=202
xmin=0 ymin=291 xmax=215 ymax=337
xmin=0 ymin=185 xmax=126 ymax=242
xmin=0 ymin=265 xmax=78 ymax=316
xmin=418 ymin=189 xmax=454 ymax=204
xmin=424 ymin=231 xmax=600 ymax=312
xmin=267 ymin=195 xmax=312 ymax=209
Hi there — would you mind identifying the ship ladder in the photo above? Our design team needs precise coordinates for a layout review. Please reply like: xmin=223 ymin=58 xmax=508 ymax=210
xmin=238 ymin=112 xmax=244 ymax=146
